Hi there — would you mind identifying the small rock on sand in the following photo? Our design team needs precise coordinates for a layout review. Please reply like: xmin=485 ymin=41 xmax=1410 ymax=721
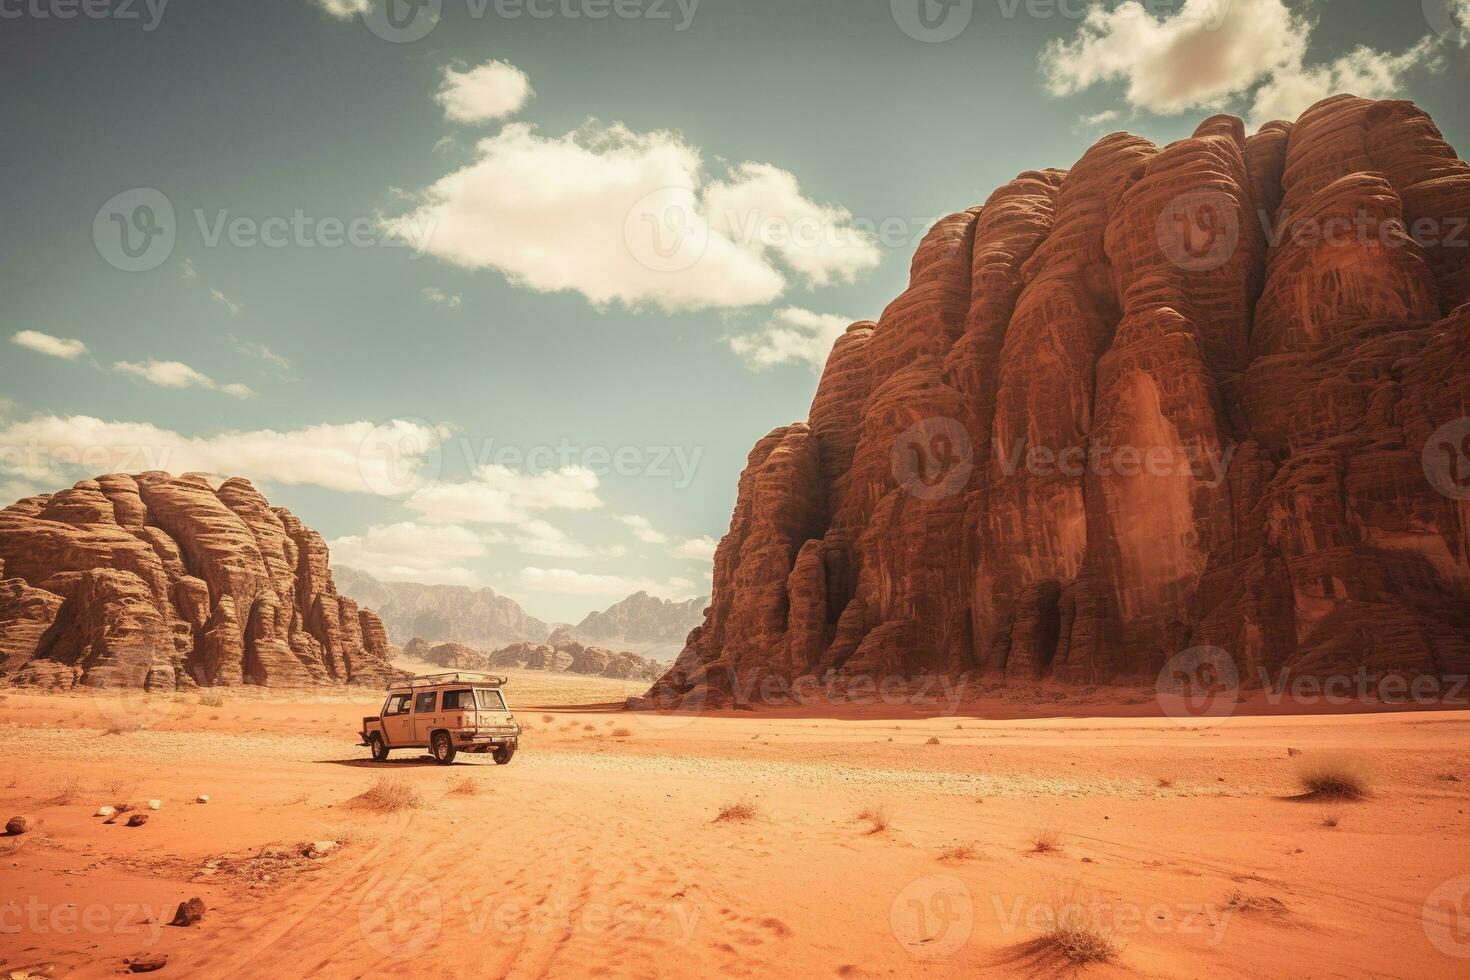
xmin=6 ymin=815 xmax=30 ymax=836
xmin=304 ymin=840 xmax=339 ymax=858
xmin=196 ymin=795 xmax=210 ymax=803
xmin=126 ymin=814 xmax=148 ymax=828
xmin=126 ymin=953 xmax=168 ymax=973
xmin=1287 ymin=748 xmax=1303 ymax=757
xmin=147 ymin=800 xmax=162 ymax=811
xmin=96 ymin=806 xmax=116 ymax=818
xmin=169 ymin=897 xmax=205 ymax=927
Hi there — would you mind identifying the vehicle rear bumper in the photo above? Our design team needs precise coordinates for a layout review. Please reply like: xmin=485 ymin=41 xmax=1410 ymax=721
xmin=454 ymin=733 xmax=519 ymax=747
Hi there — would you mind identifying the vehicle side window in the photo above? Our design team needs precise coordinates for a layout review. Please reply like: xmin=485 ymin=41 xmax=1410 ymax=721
xmin=414 ymin=691 xmax=437 ymax=713
xmin=383 ymin=694 xmax=410 ymax=716
xmin=442 ymin=689 xmax=473 ymax=710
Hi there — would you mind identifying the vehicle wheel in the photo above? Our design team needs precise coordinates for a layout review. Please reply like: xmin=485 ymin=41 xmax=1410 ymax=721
xmin=368 ymin=733 xmax=390 ymax=762
xmin=432 ymin=731 xmax=457 ymax=765
xmin=493 ymin=744 xmax=515 ymax=766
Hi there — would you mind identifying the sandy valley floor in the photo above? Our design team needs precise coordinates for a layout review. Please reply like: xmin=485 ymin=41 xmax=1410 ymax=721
xmin=1 ymin=675 xmax=1468 ymax=978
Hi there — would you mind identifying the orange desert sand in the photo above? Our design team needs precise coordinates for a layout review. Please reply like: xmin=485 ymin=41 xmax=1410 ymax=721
xmin=1 ymin=672 xmax=1468 ymax=978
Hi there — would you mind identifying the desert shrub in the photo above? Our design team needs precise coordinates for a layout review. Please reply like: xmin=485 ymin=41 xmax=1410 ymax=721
xmin=714 ymin=799 xmax=759 ymax=823
xmin=348 ymin=777 xmax=424 ymax=813
xmin=447 ymin=776 xmax=480 ymax=797
xmin=1295 ymin=753 xmax=1373 ymax=799
xmin=610 ymin=727 xmax=633 ymax=738
xmin=1030 ymin=828 xmax=1062 ymax=854
xmin=856 ymin=805 xmax=890 ymax=834
xmin=937 ymin=843 xmax=976 ymax=862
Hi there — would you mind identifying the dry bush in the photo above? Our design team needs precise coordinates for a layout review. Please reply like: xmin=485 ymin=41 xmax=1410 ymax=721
xmin=1039 ymin=917 xmax=1117 ymax=965
xmin=1225 ymin=889 xmax=1289 ymax=915
xmin=610 ymin=727 xmax=633 ymax=738
xmin=1321 ymin=813 xmax=1340 ymax=828
xmin=1295 ymin=753 xmax=1373 ymax=799
xmin=714 ymin=799 xmax=759 ymax=823
xmin=1437 ymin=773 xmax=1460 ymax=783
xmin=937 ymin=843 xmax=977 ymax=863
xmin=542 ymin=715 xmax=554 ymax=724
xmin=1156 ymin=777 xmax=1173 ymax=788
xmin=582 ymin=724 xmax=597 ymax=732
xmin=347 ymin=777 xmax=424 ymax=813
xmin=1030 ymin=828 xmax=1062 ymax=854
xmin=856 ymin=804 xmax=890 ymax=834
xmin=447 ymin=776 xmax=480 ymax=797
xmin=925 ymin=736 xmax=941 ymax=746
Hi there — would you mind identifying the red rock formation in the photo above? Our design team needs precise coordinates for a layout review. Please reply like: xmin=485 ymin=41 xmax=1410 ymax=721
xmin=648 ymin=97 xmax=1470 ymax=705
xmin=0 ymin=473 xmax=399 ymax=689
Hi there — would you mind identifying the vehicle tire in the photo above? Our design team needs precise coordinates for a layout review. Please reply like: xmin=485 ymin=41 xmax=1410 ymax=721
xmin=368 ymin=733 xmax=390 ymax=762
xmin=432 ymin=731 xmax=457 ymax=766
xmin=493 ymin=744 xmax=515 ymax=766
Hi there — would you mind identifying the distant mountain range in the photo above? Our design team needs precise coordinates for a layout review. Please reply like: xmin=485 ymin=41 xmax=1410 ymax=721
xmin=334 ymin=567 xmax=707 ymax=658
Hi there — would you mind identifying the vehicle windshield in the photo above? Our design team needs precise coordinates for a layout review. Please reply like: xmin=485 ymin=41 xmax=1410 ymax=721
xmin=475 ymin=688 xmax=507 ymax=712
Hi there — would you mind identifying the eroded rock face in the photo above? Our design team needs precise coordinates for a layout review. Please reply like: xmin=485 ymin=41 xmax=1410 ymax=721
xmin=411 ymin=637 xmax=663 ymax=682
xmin=0 ymin=473 xmax=399 ymax=689
xmin=649 ymin=97 xmax=1470 ymax=705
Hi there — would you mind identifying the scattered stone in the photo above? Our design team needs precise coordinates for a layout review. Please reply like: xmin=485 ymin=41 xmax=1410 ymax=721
xmin=5 ymin=816 xmax=30 ymax=836
xmin=147 ymin=800 xmax=161 ymax=811
xmin=126 ymin=814 xmax=148 ymax=828
xmin=304 ymin=840 xmax=339 ymax=858
xmin=126 ymin=953 xmax=167 ymax=973
xmin=95 ymin=806 xmax=116 ymax=818
xmin=196 ymin=795 xmax=210 ymax=803
xmin=1287 ymin=748 xmax=1303 ymax=757
xmin=169 ymin=897 xmax=205 ymax=927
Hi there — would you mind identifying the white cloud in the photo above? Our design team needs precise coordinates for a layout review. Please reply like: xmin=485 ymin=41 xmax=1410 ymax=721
xmin=210 ymin=288 xmax=243 ymax=316
xmin=0 ymin=415 xmax=449 ymax=495
xmin=672 ymin=535 xmax=717 ymax=561
xmin=311 ymin=0 xmax=371 ymax=18
xmin=12 ymin=331 xmax=88 ymax=361
xmin=421 ymin=286 xmax=463 ymax=310
xmin=729 ymin=307 xmax=852 ymax=372
xmin=517 ymin=566 xmax=698 ymax=600
xmin=328 ymin=522 xmax=487 ymax=586
xmin=406 ymin=464 xmax=603 ymax=526
xmin=436 ymin=60 xmax=534 ymax=124
xmin=1249 ymin=38 xmax=1442 ymax=126
xmin=617 ymin=514 xmax=669 ymax=545
xmin=1040 ymin=0 xmax=1444 ymax=126
xmin=234 ymin=339 xmax=292 ymax=372
xmin=1080 ymin=109 xmax=1122 ymax=127
xmin=113 ymin=360 xmax=255 ymax=399
xmin=384 ymin=121 xmax=878 ymax=312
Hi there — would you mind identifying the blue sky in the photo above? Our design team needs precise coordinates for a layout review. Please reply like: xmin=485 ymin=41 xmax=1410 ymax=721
xmin=3 ymin=0 xmax=1468 ymax=623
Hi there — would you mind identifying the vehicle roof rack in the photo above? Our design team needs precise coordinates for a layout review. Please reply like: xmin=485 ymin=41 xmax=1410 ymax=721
xmin=388 ymin=672 xmax=508 ymax=690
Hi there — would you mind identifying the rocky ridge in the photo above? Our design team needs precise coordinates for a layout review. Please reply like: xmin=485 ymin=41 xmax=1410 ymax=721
xmin=646 ymin=97 xmax=1470 ymax=706
xmin=0 ymin=473 xmax=399 ymax=688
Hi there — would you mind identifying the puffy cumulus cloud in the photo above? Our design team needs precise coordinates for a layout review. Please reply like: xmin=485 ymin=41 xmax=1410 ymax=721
xmin=311 ymin=0 xmax=371 ymax=18
xmin=113 ymin=360 xmax=255 ymax=399
xmin=406 ymin=464 xmax=603 ymax=526
xmin=617 ymin=514 xmax=669 ymax=545
xmin=517 ymin=566 xmax=697 ymax=600
xmin=1041 ymin=0 xmax=1444 ymax=126
xmin=0 ymin=415 xmax=450 ymax=496
xmin=728 ymin=307 xmax=853 ymax=372
xmin=672 ymin=535 xmax=717 ymax=561
xmin=383 ymin=121 xmax=878 ymax=312
xmin=12 ymin=331 xmax=88 ymax=361
xmin=328 ymin=522 xmax=487 ymax=586
xmin=436 ymin=60 xmax=534 ymax=124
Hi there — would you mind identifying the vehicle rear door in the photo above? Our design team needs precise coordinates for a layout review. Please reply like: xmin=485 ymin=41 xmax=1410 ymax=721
xmin=412 ymin=690 xmax=439 ymax=744
xmin=441 ymin=689 xmax=477 ymax=732
xmin=381 ymin=693 xmax=413 ymax=746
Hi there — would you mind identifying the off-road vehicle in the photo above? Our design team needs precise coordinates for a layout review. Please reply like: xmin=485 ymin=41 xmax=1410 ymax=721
xmin=359 ymin=672 xmax=521 ymax=765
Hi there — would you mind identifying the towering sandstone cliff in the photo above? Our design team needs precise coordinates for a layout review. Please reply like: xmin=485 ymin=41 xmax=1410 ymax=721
xmin=647 ymin=97 xmax=1470 ymax=705
xmin=0 ymin=472 xmax=399 ymax=688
